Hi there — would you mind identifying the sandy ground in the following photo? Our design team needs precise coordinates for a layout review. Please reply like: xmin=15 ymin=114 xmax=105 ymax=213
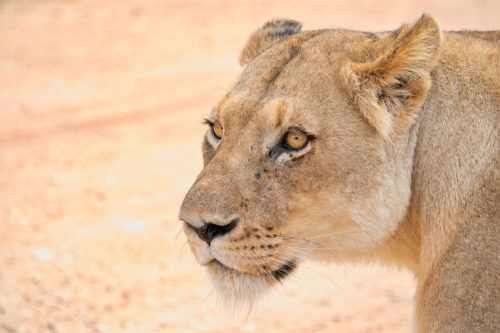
xmin=0 ymin=1 xmax=498 ymax=332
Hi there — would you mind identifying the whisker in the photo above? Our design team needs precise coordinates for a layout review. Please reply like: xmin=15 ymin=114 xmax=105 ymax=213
xmin=174 ymin=227 xmax=184 ymax=241
xmin=276 ymin=234 xmax=324 ymax=248
xmin=275 ymin=235 xmax=338 ymax=257
xmin=271 ymin=253 xmax=342 ymax=291
xmin=203 ymin=286 xmax=215 ymax=302
xmin=263 ymin=255 xmax=303 ymax=288
xmin=282 ymin=242 xmax=346 ymax=262
xmin=250 ymin=254 xmax=282 ymax=286
xmin=307 ymin=228 xmax=358 ymax=239
xmin=180 ymin=241 xmax=189 ymax=253
xmin=300 ymin=265 xmax=342 ymax=290
xmin=281 ymin=245 xmax=339 ymax=251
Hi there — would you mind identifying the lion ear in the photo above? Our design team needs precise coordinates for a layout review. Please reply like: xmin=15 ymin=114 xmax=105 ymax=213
xmin=342 ymin=15 xmax=442 ymax=140
xmin=239 ymin=19 xmax=302 ymax=66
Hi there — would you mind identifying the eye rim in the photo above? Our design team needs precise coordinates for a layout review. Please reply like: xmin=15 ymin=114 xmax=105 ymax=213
xmin=282 ymin=127 xmax=312 ymax=151
xmin=204 ymin=119 xmax=223 ymax=140
xmin=211 ymin=123 xmax=223 ymax=140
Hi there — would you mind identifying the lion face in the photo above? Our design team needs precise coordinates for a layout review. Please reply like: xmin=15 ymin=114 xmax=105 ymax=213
xmin=179 ymin=17 xmax=440 ymax=306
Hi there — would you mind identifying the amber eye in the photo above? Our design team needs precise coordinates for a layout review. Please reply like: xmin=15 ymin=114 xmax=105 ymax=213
xmin=211 ymin=123 xmax=223 ymax=139
xmin=284 ymin=131 xmax=308 ymax=150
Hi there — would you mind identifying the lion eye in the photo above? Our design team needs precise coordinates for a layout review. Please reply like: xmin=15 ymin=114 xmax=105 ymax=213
xmin=284 ymin=131 xmax=308 ymax=150
xmin=211 ymin=123 xmax=223 ymax=140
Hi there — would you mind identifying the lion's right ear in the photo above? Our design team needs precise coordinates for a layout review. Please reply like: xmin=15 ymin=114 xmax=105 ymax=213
xmin=239 ymin=19 xmax=302 ymax=66
xmin=341 ymin=15 xmax=442 ymax=140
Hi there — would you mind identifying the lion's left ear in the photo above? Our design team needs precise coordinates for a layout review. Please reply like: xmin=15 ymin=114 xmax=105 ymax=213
xmin=341 ymin=15 xmax=442 ymax=139
xmin=239 ymin=19 xmax=302 ymax=66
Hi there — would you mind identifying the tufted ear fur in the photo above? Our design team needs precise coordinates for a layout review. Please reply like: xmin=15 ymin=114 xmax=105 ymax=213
xmin=239 ymin=19 xmax=302 ymax=66
xmin=341 ymin=15 xmax=442 ymax=140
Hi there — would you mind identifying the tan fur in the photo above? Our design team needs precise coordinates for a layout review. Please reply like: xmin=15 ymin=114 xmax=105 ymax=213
xmin=180 ymin=15 xmax=499 ymax=332
xmin=239 ymin=19 xmax=302 ymax=66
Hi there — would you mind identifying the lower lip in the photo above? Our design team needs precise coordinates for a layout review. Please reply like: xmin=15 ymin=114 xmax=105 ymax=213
xmin=210 ymin=258 xmax=296 ymax=281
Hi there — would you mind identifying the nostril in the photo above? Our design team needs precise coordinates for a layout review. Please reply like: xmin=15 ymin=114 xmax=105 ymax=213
xmin=205 ymin=218 xmax=238 ymax=244
xmin=191 ymin=218 xmax=239 ymax=245
xmin=204 ymin=224 xmax=219 ymax=243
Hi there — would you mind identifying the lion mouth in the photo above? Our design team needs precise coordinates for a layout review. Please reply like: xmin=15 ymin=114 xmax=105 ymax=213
xmin=211 ymin=258 xmax=297 ymax=282
xmin=206 ymin=257 xmax=298 ymax=308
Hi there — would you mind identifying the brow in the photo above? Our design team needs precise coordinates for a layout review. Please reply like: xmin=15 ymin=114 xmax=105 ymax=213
xmin=215 ymin=95 xmax=230 ymax=120
xmin=274 ymin=100 xmax=289 ymax=128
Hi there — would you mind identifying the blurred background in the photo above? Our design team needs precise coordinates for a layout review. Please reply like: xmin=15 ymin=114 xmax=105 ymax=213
xmin=0 ymin=0 xmax=498 ymax=332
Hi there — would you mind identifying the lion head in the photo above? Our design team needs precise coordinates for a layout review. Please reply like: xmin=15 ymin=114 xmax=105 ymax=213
xmin=179 ymin=16 xmax=441 ymax=308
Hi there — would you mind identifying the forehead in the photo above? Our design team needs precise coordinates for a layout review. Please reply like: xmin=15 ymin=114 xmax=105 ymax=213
xmin=210 ymin=30 xmax=373 ymax=125
xmin=212 ymin=95 xmax=326 ymax=140
xmin=228 ymin=28 xmax=377 ymax=96
xmin=211 ymin=94 xmax=289 ymax=131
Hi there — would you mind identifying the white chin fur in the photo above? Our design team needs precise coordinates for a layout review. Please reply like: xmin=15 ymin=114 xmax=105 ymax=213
xmin=206 ymin=261 xmax=271 ymax=313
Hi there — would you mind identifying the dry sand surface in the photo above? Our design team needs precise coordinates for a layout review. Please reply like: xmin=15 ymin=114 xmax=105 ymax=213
xmin=0 ymin=0 xmax=498 ymax=332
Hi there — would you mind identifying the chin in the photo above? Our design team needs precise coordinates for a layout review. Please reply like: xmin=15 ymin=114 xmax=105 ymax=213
xmin=205 ymin=259 xmax=296 ymax=313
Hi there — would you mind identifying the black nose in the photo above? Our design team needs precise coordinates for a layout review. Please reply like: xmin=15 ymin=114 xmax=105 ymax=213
xmin=189 ymin=218 xmax=239 ymax=245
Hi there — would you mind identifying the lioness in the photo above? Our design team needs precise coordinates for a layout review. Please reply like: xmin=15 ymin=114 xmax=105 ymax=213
xmin=179 ymin=15 xmax=499 ymax=332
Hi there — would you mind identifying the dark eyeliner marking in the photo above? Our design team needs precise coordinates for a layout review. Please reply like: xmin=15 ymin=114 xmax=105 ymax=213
xmin=288 ymin=126 xmax=315 ymax=139
xmin=269 ymin=145 xmax=287 ymax=159
xmin=203 ymin=118 xmax=222 ymax=128
xmin=287 ymin=126 xmax=308 ymax=135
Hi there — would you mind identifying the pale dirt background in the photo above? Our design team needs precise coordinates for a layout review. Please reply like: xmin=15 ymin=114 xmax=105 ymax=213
xmin=0 ymin=1 xmax=498 ymax=332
